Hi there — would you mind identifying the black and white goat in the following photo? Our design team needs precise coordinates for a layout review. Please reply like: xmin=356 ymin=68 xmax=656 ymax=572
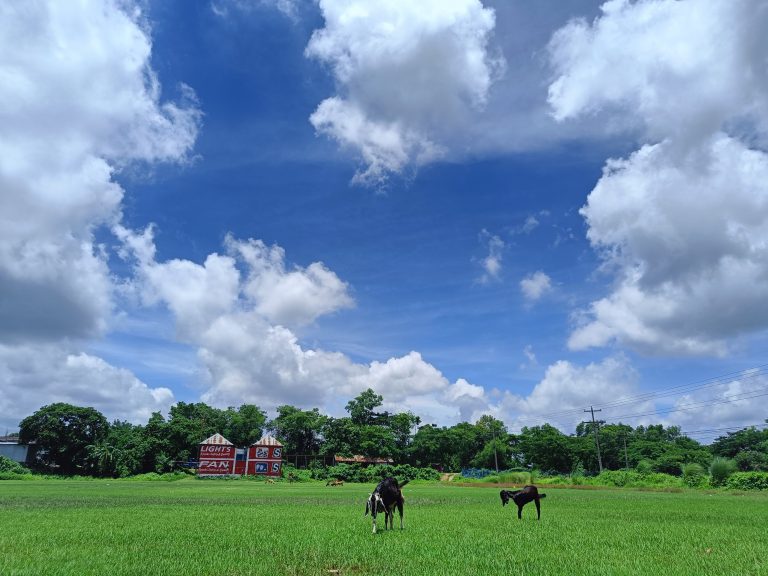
xmin=365 ymin=477 xmax=408 ymax=534
xmin=500 ymin=485 xmax=546 ymax=520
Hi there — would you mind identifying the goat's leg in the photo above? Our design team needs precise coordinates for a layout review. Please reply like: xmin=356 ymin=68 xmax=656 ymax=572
xmin=535 ymin=498 xmax=541 ymax=520
xmin=517 ymin=504 xmax=523 ymax=519
xmin=397 ymin=501 xmax=404 ymax=530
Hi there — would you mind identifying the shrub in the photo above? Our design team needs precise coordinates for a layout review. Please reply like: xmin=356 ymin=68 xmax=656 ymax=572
xmin=497 ymin=471 xmax=531 ymax=484
xmin=710 ymin=457 xmax=737 ymax=486
xmin=681 ymin=463 xmax=707 ymax=488
xmin=0 ymin=455 xmax=31 ymax=476
xmin=635 ymin=460 xmax=653 ymax=475
xmin=725 ymin=472 xmax=768 ymax=491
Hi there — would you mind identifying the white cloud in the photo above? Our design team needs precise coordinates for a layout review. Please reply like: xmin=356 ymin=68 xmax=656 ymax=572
xmin=0 ymin=2 xmax=199 ymax=426
xmin=547 ymin=0 xmax=768 ymax=146
xmin=548 ymin=0 xmax=768 ymax=355
xmin=229 ymin=236 xmax=354 ymax=328
xmin=211 ymin=0 xmax=299 ymax=21
xmin=569 ymin=135 xmax=768 ymax=355
xmin=662 ymin=369 xmax=768 ymax=432
xmin=520 ymin=344 xmax=537 ymax=369
xmin=306 ymin=0 xmax=503 ymax=184
xmin=500 ymin=355 xmax=644 ymax=432
xmin=118 ymin=228 xmax=487 ymax=420
xmin=0 ymin=343 xmax=174 ymax=430
xmin=477 ymin=230 xmax=504 ymax=283
xmin=520 ymin=271 xmax=552 ymax=302
xmin=0 ymin=2 xmax=200 ymax=343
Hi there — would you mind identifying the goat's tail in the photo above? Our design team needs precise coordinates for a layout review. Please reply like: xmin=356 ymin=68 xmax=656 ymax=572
xmin=399 ymin=479 xmax=410 ymax=488
xmin=539 ymin=493 xmax=547 ymax=499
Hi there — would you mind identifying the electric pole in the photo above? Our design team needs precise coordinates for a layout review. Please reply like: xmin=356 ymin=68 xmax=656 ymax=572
xmin=584 ymin=406 xmax=603 ymax=473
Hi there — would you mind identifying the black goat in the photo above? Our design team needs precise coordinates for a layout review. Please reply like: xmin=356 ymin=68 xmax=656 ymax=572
xmin=365 ymin=477 xmax=409 ymax=534
xmin=500 ymin=485 xmax=546 ymax=519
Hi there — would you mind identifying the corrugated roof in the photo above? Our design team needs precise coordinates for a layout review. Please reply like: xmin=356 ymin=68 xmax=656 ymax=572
xmin=251 ymin=435 xmax=283 ymax=447
xmin=334 ymin=455 xmax=393 ymax=464
xmin=200 ymin=433 xmax=233 ymax=445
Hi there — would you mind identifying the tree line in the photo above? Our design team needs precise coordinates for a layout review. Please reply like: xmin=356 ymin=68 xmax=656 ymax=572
xmin=16 ymin=389 xmax=768 ymax=478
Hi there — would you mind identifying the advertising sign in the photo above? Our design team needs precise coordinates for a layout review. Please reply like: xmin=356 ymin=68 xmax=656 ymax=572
xmin=199 ymin=444 xmax=235 ymax=459
xmin=198 ymin=459 xmax=235 ymax=475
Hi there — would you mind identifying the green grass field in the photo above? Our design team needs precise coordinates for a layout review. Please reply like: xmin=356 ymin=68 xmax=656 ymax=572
xmin=1 ymin=480 xmax=766 ymax=575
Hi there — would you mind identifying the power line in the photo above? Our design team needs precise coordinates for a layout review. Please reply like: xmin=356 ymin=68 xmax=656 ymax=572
xmin=511 ymin=363 xmax=768 ymax=427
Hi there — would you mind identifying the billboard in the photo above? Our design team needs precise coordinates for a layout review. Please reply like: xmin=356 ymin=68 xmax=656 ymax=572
xmin=246 ymin=444 xmax=282 ymax=476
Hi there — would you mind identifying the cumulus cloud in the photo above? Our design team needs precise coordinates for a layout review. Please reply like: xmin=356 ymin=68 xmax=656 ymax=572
xmin=549 ymin=0 xmax=768 ymax=355
xmin=0 ymin=2 xmax=200 ymax=343
xmin=306 ymin=0 xmax=503 ymax=184
xmin=0 ymin=1 xmax=199 ymax=425
xmin=662 ymin=368 xmax=768 ymax=432
xmin=520 ymin=271 xmax=552 ymax=303
xmin=547 ymin=0 xmax=768 ymax=145
xmin=117 ymin=227 xmax=487 ymax=421
xmin=0 ymin=343 xmax=174 ymax=430
xmin=500 ymin=355 xmax=644 ymax=432
xmin=569 ymin=135 xmax=768 ymax=355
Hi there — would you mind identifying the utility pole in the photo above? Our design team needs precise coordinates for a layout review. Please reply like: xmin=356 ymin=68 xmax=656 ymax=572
xmin=584 ymin=406 xmax=603 ymax=473
xmin=493 ymin=427 xmax=499 ymax=473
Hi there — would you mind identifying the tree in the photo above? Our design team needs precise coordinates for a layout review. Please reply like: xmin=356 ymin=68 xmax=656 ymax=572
xmin=473 ymin=415 xmax=511 ymax=471
xmin=516 ymin=424 xmax=574 ymax=474
xmin=270 ymin=405 xmax=326 ymax=454
xmin=223 ymin=404 xmax=267 ymax=447
xmin=320 ymin=417 xmax=357 ymax=457
xmin=445 ymin=422 xmax=483 ymax=470
xmin=345 ymin=389 xmax=385 ymax=426
xmin=165 ymin=402 xmax=228 ymax=462
xmin=410 ymin=424 xmax=451 ymax=468
xmin=388 ymin=411 xmax=420 ymax=461
xmin=19 ymin=403 xmax=109 ymax=474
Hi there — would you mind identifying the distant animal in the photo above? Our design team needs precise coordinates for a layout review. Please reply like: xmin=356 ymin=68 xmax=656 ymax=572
xmin=500 ymin=485 xmax=546 ymax=519
xmin=365 ymin=477 xmax=409 ymax=534
xmin=265 ymin=478 xmax=275 ymax=484
xmin=326 ymin=479 xmax=344 ymax=486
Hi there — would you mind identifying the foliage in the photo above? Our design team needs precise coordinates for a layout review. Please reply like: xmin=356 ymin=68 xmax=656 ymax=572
xmin=269 ymin=405 xmax=326 ymax=454
xmin=725 ymin=472 xmax=768 ymax=491
xmin=681 ymin=463 xmax=708 ymax=488
xmin=19 ymin=403 xmax=109 ymax=474
xmin=12 ymin=395 xmax=768 ymax=482
xmin=0 ymin=455 xmax=33 ymax=480
xmin=710 ymin=457 xmax=737 ymax=486
xmin=309 ymin=463 xmax=439 ymax=483
xmin=0 ymin=455 xmax=30 ymax=474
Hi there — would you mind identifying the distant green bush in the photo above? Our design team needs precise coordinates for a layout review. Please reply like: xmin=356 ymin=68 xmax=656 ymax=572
xmin=710 ymin=457 xmax=737 ymax=486
xmin=682 ymin=463 xmax=708 ymax=488
xmin=725 ymin=472 xmax=768 ymax=491
xmin=310 ymin=463 xmax=440 ymax=483
xmin=126 ymin=472 xmax=190 ymax=482
xmin=635 ymin=460 xmax=654 ymax=475
xmin=0 ymin=455 xmax=30 ymax=475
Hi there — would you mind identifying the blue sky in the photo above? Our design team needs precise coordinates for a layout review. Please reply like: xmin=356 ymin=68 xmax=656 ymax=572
xmin=2 ymin=0 xmax=768 ymax=441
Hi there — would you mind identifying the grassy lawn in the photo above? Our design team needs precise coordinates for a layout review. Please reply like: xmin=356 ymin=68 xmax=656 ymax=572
xmin=1 ymin=480 xmax=766 ymax=575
